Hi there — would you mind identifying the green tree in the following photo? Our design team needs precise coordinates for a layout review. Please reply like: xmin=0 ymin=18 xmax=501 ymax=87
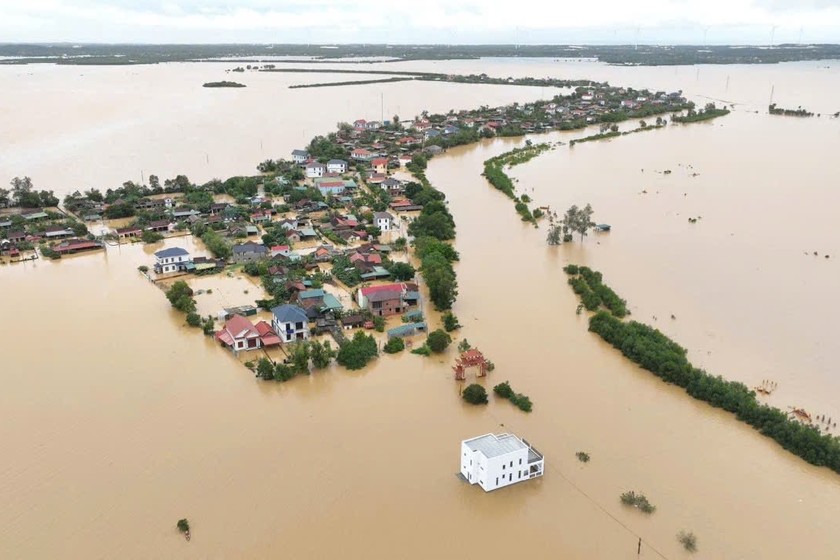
xmin=387 ymin=261 xmax=416 ymax=281
xmin=336 ymin=331 xmax=379 ymax=370
xmin=421 ymin=252 xmax=458 ymax=310
xmin=256 ymin=357 xmax=275 ymax=380
xmin=442 ymin=312 xmax=461 ymax=332
xmin=493 ymin=381 xmax=514 ymax=399
xmin=383 ymin=337 xmax=405 ymax=354
xmin=186 ymin=312 xmax=201 ymax=327
xmin=310 ymin=340 xmax=337 ymax=369
xmin=274 ymin=363 xmax=296 ymax=382
xmin=462 ymin=383 xmax=488 ymax=405
xmin=289 ymin=342 xmax=311 ymax=375
xmin=177 ymin=519 xmax=190 ymax=533
xmin=165 ymin=281 xmax=196 ymax=313
xmin=141 ymin=230 xmax=163 ymax=244
xmin=427 ymin=329 xmax=452 ymax=353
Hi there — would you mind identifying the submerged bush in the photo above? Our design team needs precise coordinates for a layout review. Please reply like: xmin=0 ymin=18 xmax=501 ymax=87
xmin=462 ymin=383 xmax=488 ymax=405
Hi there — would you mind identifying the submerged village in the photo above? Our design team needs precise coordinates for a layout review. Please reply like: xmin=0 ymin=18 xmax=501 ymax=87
xmin=0 ymin=80 xmax=699 ymax=379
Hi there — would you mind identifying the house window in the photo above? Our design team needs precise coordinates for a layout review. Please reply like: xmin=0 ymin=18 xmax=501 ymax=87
xmin=509 ymin=474 xmax=513 ymax=481
xmin=510 ymin=461 xmax=513 ymax=468
xmin=502 ymin=464 xmax=505 ymax=470
xmin=295 ymin=322 xmax=303 ymax=329
xmin=496 ymin=477 xmax=499 ymax=485
xmin=519 ymin=458 xmax=522 ymax=465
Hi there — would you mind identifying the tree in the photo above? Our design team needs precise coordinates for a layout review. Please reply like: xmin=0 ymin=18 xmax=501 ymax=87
xmin=310 ymin=340 xmax=337 ymax=369
xmin=186 ymin=312 xmax=201 ymax=327
xmin=421 ymin=252 xmax=458 ymax=310
xmin=177 ymin=519 xmax=190 ymax=534
xmin=274 ymin=363 xmax=296 ymax=382
xmin=546 ymin=224 xmax=562 ymax=245
xmin=165 ymin=281 xmax=196 ymax=313
xmin=462 ymin=384 xmax=488 ymax=405
xmin=457 ymin=338 xmax=471 ymax=352
xmin=427 ymin=329 xmax=452 ymax=353
xmin=336 ymin=331 xmax=378 ymax=370
xmin=493 ymin=381 xmax=514 ymax=399
xmin=442 ymin=312 xmax=461 ymax=332
xmin=387 ymin=261 xmax=416 ymax=281
xmin=256 ymin=357 xmax=274 ymax=380
xmin=149 ymin=174 xmax=161 ymax=191
xmin=383 ymin=337 xmax=405 ymax=354
xmin=289 ymin=342 xmax=311 ymax=374
xmin=141 ymin=230 xmax=163 ymax=244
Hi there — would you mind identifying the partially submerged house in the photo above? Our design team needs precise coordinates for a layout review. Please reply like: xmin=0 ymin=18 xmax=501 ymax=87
xmin=460 ymin=433 xmax=544 ymax=492
xmin=154 ymin=247 xmax=192 ymax=274
xmin=215 ymin=314 xmax=262 ymax=352
xmin=271 ymin=304 xmax=310 ymax=343
xmin=356 ymin=283 xmax=418 ymax=317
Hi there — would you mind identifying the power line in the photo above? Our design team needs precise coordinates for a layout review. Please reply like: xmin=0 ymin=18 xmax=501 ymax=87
xmin=477 ymin=404 xmax=674 ymax=560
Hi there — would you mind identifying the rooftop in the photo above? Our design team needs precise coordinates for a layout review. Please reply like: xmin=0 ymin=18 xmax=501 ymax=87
xmin=154 ymin=247 xmax=189 ymax=258
xmin=463 ymin=433 xmax=527 ymax=458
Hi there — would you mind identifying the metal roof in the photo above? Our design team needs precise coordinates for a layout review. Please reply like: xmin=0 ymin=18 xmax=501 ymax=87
xmin=271 ymin=304 xmax=308 ymax=324
xmin=154 ymin=247 xmax=189 ymax=258
xmin=463 ymin=433 xmax=527 ymax=458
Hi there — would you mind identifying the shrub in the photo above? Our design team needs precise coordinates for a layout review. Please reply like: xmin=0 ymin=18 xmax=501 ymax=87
xmin=494 ymin=381 xmax=514 ymax=399
xmin=373 ymin=316 xmax=385 ymax=333
xmin=186 ymin=312 xmax=201 ymax=327
xmin=620 ymin=491 xmax=656 ymax=514
xmin=678 ymin=531 xmax=698 ymax=552
xmin=411 ymin=345 xmax=432 ymax=356
xmin=510 ymin=393 xmax=533 ymax=412
xmin=576 ymin=452 xmax=591 ymax=463
xmin=383 ymin=337 xmax=405 ymax=354
xmin=141 ymin=230 xmax=164 ymax=244
xmin=137 ymin=265 xmax=149 ymax=273
xmin=426 ymin=329 xmax=452 ymax=353
xmin=442 ymin=311 xmax=461 ymax=332
xmin=274 ymin=363 xmax=296 ymax=382
xmin=457 ymin=338 xmax=472 ymax=352
xmin=462 ymin=383 xmax=488 ymax=405
xmin=563 ymin=264 xmax=579 ymax=275
xmin=177 ymin=519 xmax=190 ymax=533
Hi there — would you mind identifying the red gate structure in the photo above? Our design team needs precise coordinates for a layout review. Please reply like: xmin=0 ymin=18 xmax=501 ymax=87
xmin=453 ymin=349 xmax=489 ymax=380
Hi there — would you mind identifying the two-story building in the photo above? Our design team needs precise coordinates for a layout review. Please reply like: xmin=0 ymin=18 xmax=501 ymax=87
xmin=231 ymin=242 xmax=268 ymax=264
xmin=153 ymin=247 xmax=192 ymax=274
xmin=305 ymin=162 xmax=326 ymax=178
xmin=291 ymin=149 xmax=310 ymax=165
xmin=357 ymin=283 xmax=408 ymax=317
xmin=371 ymin=157 xmax=389 ymax=175
xmin=271 ymin=304 xmax=310 ymax=343
xmin=327 ymin=159 xmax=348 ymax=174
xmin=374 ymin=212 xmax=394 ymax=232
xmin=460 ymin=433 xmax=544 ymax=492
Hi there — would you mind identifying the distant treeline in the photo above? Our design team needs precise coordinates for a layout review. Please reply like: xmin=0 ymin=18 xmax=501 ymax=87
xmin=768 ymin=103 xmax=814 ymax=117
xmin=289 ymin=77 xmax=415 ymax=89
xmin=202 ymin=81 xmax=246 ymax=88
xmin=564 ymin=266 xmax=840 ymax=476
xmin=671 ymin=103 xmax=730 ymax=123
xmin=3 ymin=44 xmax=840 ymax=66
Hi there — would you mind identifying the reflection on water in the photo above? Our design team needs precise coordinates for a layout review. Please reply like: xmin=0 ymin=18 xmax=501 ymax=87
xmin=1 ymin=59 xmax=839 ymax=559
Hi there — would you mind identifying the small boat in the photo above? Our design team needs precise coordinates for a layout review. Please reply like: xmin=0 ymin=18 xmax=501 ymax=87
xmin=594 ymin=224 xmax=611 ymax=232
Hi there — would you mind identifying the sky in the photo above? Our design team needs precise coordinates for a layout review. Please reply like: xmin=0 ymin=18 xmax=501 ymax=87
xmin=1 ymin=0 xmax=839 ymax=44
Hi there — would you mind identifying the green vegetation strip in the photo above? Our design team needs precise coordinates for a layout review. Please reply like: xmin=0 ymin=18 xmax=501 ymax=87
xmin=563 ymin=265 xmax=628 ymax=317
xmin=671 ymin=105 xmax=730 ymax=123
xmin=564 ymin=266 xmax=840 ymax=474
xmin=202 ymin=81 xmax=246 ymax=88
xmin=289 ymin=76 xmax=415 ymax=89
xmin=493 ymin=381 xmax=533 ymax=412
xmin=482 ymin=143 xmax=552 ymax=224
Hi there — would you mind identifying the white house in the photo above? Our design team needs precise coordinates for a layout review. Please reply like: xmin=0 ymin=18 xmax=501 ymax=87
xmin=271 ymin=304 xmax=310 ymax=343
xmin=291 ymin=149 xmax=309 ymax=164
xmin=327 ymin=159 xmax=348 ymax=174
xmin=153 ymin=247 xmax=192 ymax=274
xmin=460 ymin=433 xmax=544 ymax=492
xmin=374 ymin=211 xmax=394 ymax=232
xmin=305 ymin=162 xmax=326 ymax=178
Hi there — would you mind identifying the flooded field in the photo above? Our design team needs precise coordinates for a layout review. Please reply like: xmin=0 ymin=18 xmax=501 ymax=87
xmin=2 ymin=59 xmax=840 ymax=559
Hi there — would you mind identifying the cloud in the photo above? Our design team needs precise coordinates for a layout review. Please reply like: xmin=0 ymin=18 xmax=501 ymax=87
xmin=0 ymin=0 xmax=838 ymax=43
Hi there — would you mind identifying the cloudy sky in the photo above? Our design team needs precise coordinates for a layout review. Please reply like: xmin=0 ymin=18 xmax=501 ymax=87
xmin=1 ymin=0 xmax=839 ymax=44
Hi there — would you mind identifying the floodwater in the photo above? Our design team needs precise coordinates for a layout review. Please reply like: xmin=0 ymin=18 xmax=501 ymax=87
xmin=2 ymin=59 xmax=840 ymax=559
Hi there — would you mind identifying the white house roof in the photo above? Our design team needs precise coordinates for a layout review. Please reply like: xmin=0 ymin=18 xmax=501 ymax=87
xmin=463 ymin=433 xmax=526 ymax=458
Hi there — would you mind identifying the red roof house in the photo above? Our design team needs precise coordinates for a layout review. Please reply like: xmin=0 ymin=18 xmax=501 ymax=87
xmin=215 ymin=315 xmax=262 ymax=352
xmin=255 ymin=321 xmax=282 ymax=347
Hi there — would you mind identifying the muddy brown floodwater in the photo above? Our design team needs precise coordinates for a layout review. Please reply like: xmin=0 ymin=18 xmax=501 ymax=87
xmin=1 ymin=59 xmax=840 ymax=559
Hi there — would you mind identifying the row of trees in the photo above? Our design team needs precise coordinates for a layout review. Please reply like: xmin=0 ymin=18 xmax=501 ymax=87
xmin=564 ymin=265 xmax=628 ymax=317
xmin=588 ymin=311 xmax=840 ymax=473
xmin=255 ymin=340 xmax=338 ymax=381
xmin=1 ymin=177 xmax=60 ymax=208
xmin=493 ymin=381 xmax=533 ymax=412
